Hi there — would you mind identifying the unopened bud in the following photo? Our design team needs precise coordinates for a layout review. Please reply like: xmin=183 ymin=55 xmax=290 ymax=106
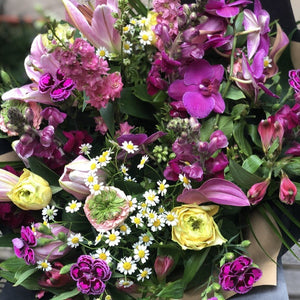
xmin=224 ymin=252 xmax=235 ymax=260
xmin=57 ymin=232 xmax=67 ymax=242
xmin=240 ymin=240 xmax=251 ymax=248
xmin=37 ymin=224 xmax=52 ymax=235
xmin=37 ymin=237 xmax=53 ymax=247
xmin=211 ymin=283 xmax=221 ymax=292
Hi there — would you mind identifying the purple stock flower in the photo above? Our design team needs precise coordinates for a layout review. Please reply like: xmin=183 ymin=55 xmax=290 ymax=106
xmin=205 ymin=0 xmax=251 ymax=18
xmin=289 ymin=69 xmax=300 ymax=101
xmin=219 ymin=256 xmax=262 ymax=294
xmin=243 ymin=0 xmax=270 ymax=59
xmin=70 ymin=255 xmax=112 ymax=295
xmin=168 ymin=59 xmax=225 ymax=119
xmin=12 ymin=226 xmax=37 ymax=265
xmin=41 ymin=107 xmax=67 ymax=128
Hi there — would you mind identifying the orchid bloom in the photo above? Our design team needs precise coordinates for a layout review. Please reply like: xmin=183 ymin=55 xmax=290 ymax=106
xmin=168 ymin=59 xmax=225 ymax=119
xmin=177 ymin=178 xmax=250 ymax=206
xmin=62 ymin=0 xmax=121 ymax=53
xmin=243 ymin=0 xmax=270 ymax=59
xmin=205 ymin=0 xmax=251 ymax=18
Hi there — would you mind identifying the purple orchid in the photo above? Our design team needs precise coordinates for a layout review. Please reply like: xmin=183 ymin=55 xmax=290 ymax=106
xmin=177 ymin=178 xmax=250 ymax=207
xmin=205 ymin=0 xmax=251 ymax=18
xmin=243 ymin=0 xmax=270 ymax=59
xmin=168 ymin=59 xmax=225 ymax=119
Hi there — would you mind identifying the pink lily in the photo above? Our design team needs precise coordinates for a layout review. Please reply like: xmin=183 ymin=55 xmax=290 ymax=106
xmin=0 ymin=169 xmax=19 ymax=202
xmin=205 ymin=0 xmax=251 ymax=18
xmin=177 ymin=178 xmax=250 ymax=206
xmin=62 ymin=0 xmax=121 ymax=53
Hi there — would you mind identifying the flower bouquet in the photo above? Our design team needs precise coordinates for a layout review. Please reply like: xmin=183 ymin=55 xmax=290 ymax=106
xmin=0 ymin=0 xmax=300 ymax=299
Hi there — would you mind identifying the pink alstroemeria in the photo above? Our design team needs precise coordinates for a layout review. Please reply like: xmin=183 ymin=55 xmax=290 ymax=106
xmin=243 ymin=0 xmax=270 ymax=59
xmin=0 ymin=169 xmax=19 ymax=201
xmin=62 ymin=0 xmax=121 ymax=53
xmin=247 ymin=178 xmax=270 ymax=205
xmin=279 ymin=173 xmax=297 ymax=205
xmin=177 ymin=178 xmax=250 ymax=206
xmin=205 ymin=0 xmax=251 ymax=18
xmin=168 ymin=59 xmax=225 ymax=119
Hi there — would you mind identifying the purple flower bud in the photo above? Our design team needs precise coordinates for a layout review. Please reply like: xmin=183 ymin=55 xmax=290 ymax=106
xmin=154 ymin=256 xmax=174 ymax=281
xmin=41 ymin=107 xmax=67 ymax=128
xmin=40 ymin=125 xmax=55 ymax=147
xmin=208 ymin=130 xmax=228 ymax=155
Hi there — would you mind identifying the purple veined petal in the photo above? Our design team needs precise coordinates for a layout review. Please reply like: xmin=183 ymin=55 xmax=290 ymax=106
xmin=168 ymin=80 xmax=196 ymax=101
xmin=144 ymin=131 xmax=166 ymax=145
xmin=247 ymin=267 xmax=263 ymax=281
xmin=177 ymin=188 xmax=210 ymax=205
xmin=183 ymin=91 xmax=215 ymax=119
xmin=220 ymin=275 xmax=236 ymax=291
xmin=215 ymin=6 xmax=239 ymax=18
xmin=234 ymin=279 xmax=252 ymax=294
xmin=243 ymin=9 xmax=259 ymax=31
xmin=184 ymin=60 xmax=214 ymax=85
xmin=231 ymin=256 xmax=252 ymax=272
xmin=198 ymin=178 xmax=250 ymax=206
xmin=258 ymin=11 xmax=270 ymax=34
xmin=70 ymin=265 xmax=83 ymax=280
xmin=12 ymin=238 xmax=25 ymax=258
xmin=78 ymin=276 xmax=91 ymax=294
xmin=246 ymin=32 xmax=261 ymax=60
xmin=24 ymin=247 xmax=35 ymax=265
xmin=212 ymin=92 xmax=225 ymax=114
xmin=117 ymin=133 xmax=148 ymax=146
xmin=90 ymin=278 xmax=105 ymax=295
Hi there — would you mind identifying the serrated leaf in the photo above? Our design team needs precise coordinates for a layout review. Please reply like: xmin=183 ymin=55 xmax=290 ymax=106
xmin=50 ymin=288 xmax=80 ymax=300
xmin=242 ymin=155 xmax=263 ymax=174
xmin=157 ymin=279 xmax=185 ymax=298
xmin=233 ymin=121 xmax=252 ymax=156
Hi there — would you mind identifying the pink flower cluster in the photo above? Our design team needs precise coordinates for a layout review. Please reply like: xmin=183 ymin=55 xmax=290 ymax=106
xmin=54 ymin=38 xmax=123 ymax=109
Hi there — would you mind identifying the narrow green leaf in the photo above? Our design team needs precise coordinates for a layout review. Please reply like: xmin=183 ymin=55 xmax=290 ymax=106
xmin=247 ymin=124 xmax=261 ymax=148
xmin=233 ymin=121 xmax=252 ymax=156
xmin=268 ymin=138 xmax=280 ymax=155
xmin=157 ymin=279 xmax=185 ymax=298
xmin=229 ymin=160 xmax=263 ymax=190
xmin=272 ymin=199 xmax=300 ymax=228
xmin=100 ymin=102 xmax=115 ymax=136
xmin=14 ymin=267 xmax=37 ymax=286
xmin=294 ymin=182 xmax=300 ymax=201
xmin=242 ymin=155 xmax=263 ymax=174
xmin=182 ymin=248 xmax=210 ymax=286
xmin=59 ymin=263 xmax=73 ymax=275
xmin=128 ymin=0 xmax=147 ymax=16
xmin=50 ymin=288 xmax=80 ymax=300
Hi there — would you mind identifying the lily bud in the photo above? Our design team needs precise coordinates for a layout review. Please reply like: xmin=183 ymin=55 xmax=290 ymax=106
xmin=154 ymin=255 xmax=174 ymax=281
xmin=279 ymin=173 xmax=297 ymax=205
xmin=0 ymin=168 xmax=19 ymax=201
xmin=247 ymin=178 xmax=270 ymax=205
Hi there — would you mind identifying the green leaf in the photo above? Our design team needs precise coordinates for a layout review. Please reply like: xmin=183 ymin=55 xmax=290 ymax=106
xmin=50 ymin=288 xmax=80 ymax=300
xmin=273 ymin=200 xmax=300 ymax=228
xmin=247 ymin=124 xmax=262 ymax=148
xmin=294 ymin=182 xmax=300 ymax=201
xmin=100 ymin=102 xmax=115 ymax=136
xmin=233 ymin=121 xmax=252 ymax=156
xmin=14 ymin=267 xmax=38 ymax=286
xmin=200 ymin=117 xmax=216 ymax=141
xmin=229 ymin=160 xmax=264 ymax=190
xmin=157 ymin=279 xmax=185 ymax=299
xmin=242 ymin=155 xmax=263 ymax=174
xmin=182 ymin=248 xmax=210 ymax=286
xmin=133 ymin=85 xmax=166 ymax=108
xmin=59 ymin=263 xmax=73 ymax=275
xmin=218 ymin=116 xmax=234 ymax=138
xmin=128 ymin=0 xmax=147 ymax=16
xmin=231 ymin=104 xmax=249 ymax=120
xmin=225 ymin=85 xmax=246 ymax=100
xmin=0 ymin=233 xmax=17 ymax=247
xmin=0 ymin=256 xmax=27 ymax=273
xmin=200 ymin=116 xmax=233 ymax=141
xmin=50 ymin=185 xmax=63 ymax=194
xmin=28 ymin=157 xmax=60 ymax=186
xmin=235 ymin=12 xmax=245 ymax=32
xmin=283 ymin=157 xmax=300 ymax=176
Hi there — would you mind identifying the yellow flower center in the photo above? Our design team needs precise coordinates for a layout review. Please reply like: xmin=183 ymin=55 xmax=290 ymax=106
xmin=127 ymin=144 xmax=134 ymax=150
xmin=120 ymin=225 xmax=127 ymax=232
xmin=124 ymin=43 xmax=130 ymax=50
xmin=134 ymin=217 xmax=141 ymax=224
xmin=93 ymin=184 xmax=100 ymax=191
xmin=70 ymin=203 xmax=77 ymax=209
xmin=87 ymin=175 xmax=94 ymax=183
xmin=41 ymin=262 xmax=48 ymax=269
xmin=141 ymin=270 xmax=148 ymax=277
xmin=98 ymin=155 xmax=106 ymax=163
xmin=183 ymin=176 xmax=190 ymax=184
xmin=147 ymin=194 xmax=155 ymax=201
xmin=167 ymin=214 xmax=175 ymax=221
xmin=90 ymin=163 xmax=97 ymax=170
xmin=99 ymin=50 xmax=106 ymax=57
xmin=138 ymin=250 xmax=145 ymax=258
xmin=143 ymin=236 xmax=150 ymax=242
xmin=99 ymin=253 xmax=107 ymax=260
xmin=153 ymin=219 xmax=161 ymax=227
xmin=142 ymin=34 xmax=149 ymax=41
xmin=159 ymin=184 xmax=165 ymax=191
xmin=109 ymin=234 xmax=116 ymax=241
xmin=72 ymin=237 xmax=79 ymax=244
xmin=123 ymin=262 xmax=132 ymax=270
xmin=148 ymin=213 xmax=155 ymax=219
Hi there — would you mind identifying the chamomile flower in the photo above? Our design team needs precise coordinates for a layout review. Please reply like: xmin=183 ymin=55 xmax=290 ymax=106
xmin=157 ymin=179 xmax=169 ymax=196
xmin=129 ymin=18 xmax=138 ymax=26
xmin=139 ymin=30 xmax=153 ymax=45
xmin=105 ymin=229 xmax=121 ymax=246
xmin=94 ymin=232 xmax=103 ymax=245
xmin=89 ymin=181 xmax=104 ymax=195
xmin=137 ymin=155 xmax=149 ymax=169
xmin=128 ymin=196 xmax=138 ymax=212
xmin=96 ymin=149 xmax=112 ymax=167
xmin=137 ymin=267 xmax=152 ymax=282
xmin=120 ymin=164 xmax=129 ymax=175
xmin=130 ymin=214 xmax=144 ymax=228
xmin=179 ymin=173 xmax=192 ymax=189
xmin=123 ymin=41 xmax=132 ymax=54
xmin=37 ymin=259 xmax=52 ymax=272
xmin=138 ymin=17 xmax=148 ymax=27
xmin=117 ymin=256 xmax=137 ymax=275
xmin=122 ymin=24 xmax=133 ymax=34
xmin=118 ymin=279 xmax=134 ymax=289
xmin=93 ymin=248 xmax=112 ymax=264
xmin=119 ymin=223 xmax=132 ymax=235
xmin=139 ymin=233 xmax=154 ymax=246
xmin=148 ymin=215 xmax=165 ymax=232
xmin=96 ymin=46 xmax=109 ymax=59
xmin=133 ymin=244 xmax=149 ymax=264
xmin=143 ymin=190 xmax=159 ymax=206
xmin=158 ymin=205 xmax=165 ymax=214
xmin=89 ymin=158 xmax=100 ymax=172
xmin=79 ymin=143 xmax=92 ymax=155
xmin=164 ymin=211 xmax=178 ymax=226
xmin=67 ymin=233 xmax=83 ymax=248
xmin=121 ymin=141 xmax=139 ymax=153
xmin=42 ymin=205 xmax=58 ymax=221
xmin=65 ymin=200 xmax=82 ymax=213
xmin=84 ymin=172 xmax=98 ymax=187
xmin=146 ymin=209 xmax=158 ymax=222
xmin=263 ymin=56 xmax=272 ymax=68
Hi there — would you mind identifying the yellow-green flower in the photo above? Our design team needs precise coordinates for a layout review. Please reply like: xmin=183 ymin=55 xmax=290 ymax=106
xmin=171 ymin=204 xmax=227 ymax=250
xmin=7 ymin=169 xmax=52 ymax=210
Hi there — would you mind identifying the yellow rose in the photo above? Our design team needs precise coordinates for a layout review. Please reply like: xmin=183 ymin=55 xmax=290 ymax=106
xmin=7 ymin=169 xmax=52 ymax=210
xmin=171 ymin=204 xmax=227 ymax=250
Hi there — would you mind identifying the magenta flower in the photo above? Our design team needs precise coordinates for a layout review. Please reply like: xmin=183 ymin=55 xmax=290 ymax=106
xmin=247 ymin=179 xmax=270 ymax=205
xmin=177 ymin=178 xmax=250 ymax=207
xmin=219 ymin=256 xmax=262 ymax=294
xmin=63 ymin=130 xmax=93 ymax=155
xmin=205 ymin=0 xmax=251 ymax=18
xmin=40 ymin=107 xmax=67 ymax=128
xmin=243 ymin=0 xmax=270 ymax=59
xmin=289 ymin=69 xmax=300 ymax=101
xmin=154 ymin=256 xmax=174 ymax=281
xmin=12 ymin=226 xmax=37 ymax=265
xmin=70 ymin=255 xmax=112 ymax=295
xmin=279 ymin=173 xmax=297 ymax=205
xmin=168 ymin=59 xmax=225 ymax=119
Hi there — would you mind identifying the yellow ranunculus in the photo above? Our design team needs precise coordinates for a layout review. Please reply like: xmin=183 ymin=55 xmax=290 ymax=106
xmin=171 ymin=204 xmax=227 ymax=250
xmin=7 ymin=169 xmax=52 ymax=210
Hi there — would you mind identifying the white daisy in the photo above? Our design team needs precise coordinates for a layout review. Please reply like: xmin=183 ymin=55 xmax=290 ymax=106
xmin=79 ymin=143 xmax=92 ymax=155
xmin=118 ymin=279 xmax=134 ymax=289
xmin=158 ymin=205 xmax=165 ymax=214
xmin=137 ymin=267 xmax=152 ymax=282
xmin=65 ymin=200 xmax=82 ymax=213
xmin=130 ymin=214 xmax=144 ymax=228
xmin=89 ymin=182 xmax=104 ymax=195
xmin=128 ymin=196 xmax=138 ymax=213
xmin=157 ymin=179 xmax=169 ymax=196
xmin=164 ymin=211 xmax=178 ymax=226
xmin=67 ymin=233 xmax=83 ymax=248
xmin=96 ymin=46 xmax=109 ymax=59
xmin=122 ymin=24 xmax=133 ymax=34
xmin=117 ymin=256 xmax=137 ymax=275
xmin=179 ymin=173 xmax=192 ymax=189
xmin=118 ymin=223 xmax=132 ymax=235
xmin=37 ymin=259 xmax=52 ymax=272
xmin=42 ymin=205 xmax=58 ymax=221
xmin=120 ymin=164 xmax=129 ymax=175
xmin=94 ymin=232 xmax=103 ymax=245
xmin=105 ymin=229 xmax=121 ymax=246
xmin=129 ymin=18 xmax=138 ymax=26
xmin=124 ymin=175 xmax=137 ymax=182
xmin=93 ymin=248 xmax=112 ymax=264
xmin=143 ymin=190 xmax=159 ymax=206
xmin=148 ymin=215 xmax=165 ymax=232
xmin=96 ymin=149 xmax=112 ymax=167
xmin=146 ymin=209 xmax=158 ymax=222
xmin=139 ymin=233 xmax=154 ymax=246
xmin=84 ymin=172 xmax=98 ymax=187
xmin=89 ymin=158 xmax=100 ymax=172
xmin=263 ymin=56 xmax=272 ymax=68
xmin=137 ymin=155 xmax=149 ymax=169
xmin=133 ymin=244 xmax=149 ymax=264
xmin=121 ymin=141 xmax=139 ymax=154
xmin=139 ymin=30 xmax=152 ymax=45
xmin=123 ymin=41 xmax=132 ymax=54
xmin=138 ymin=17 xmax=148 ymax=27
